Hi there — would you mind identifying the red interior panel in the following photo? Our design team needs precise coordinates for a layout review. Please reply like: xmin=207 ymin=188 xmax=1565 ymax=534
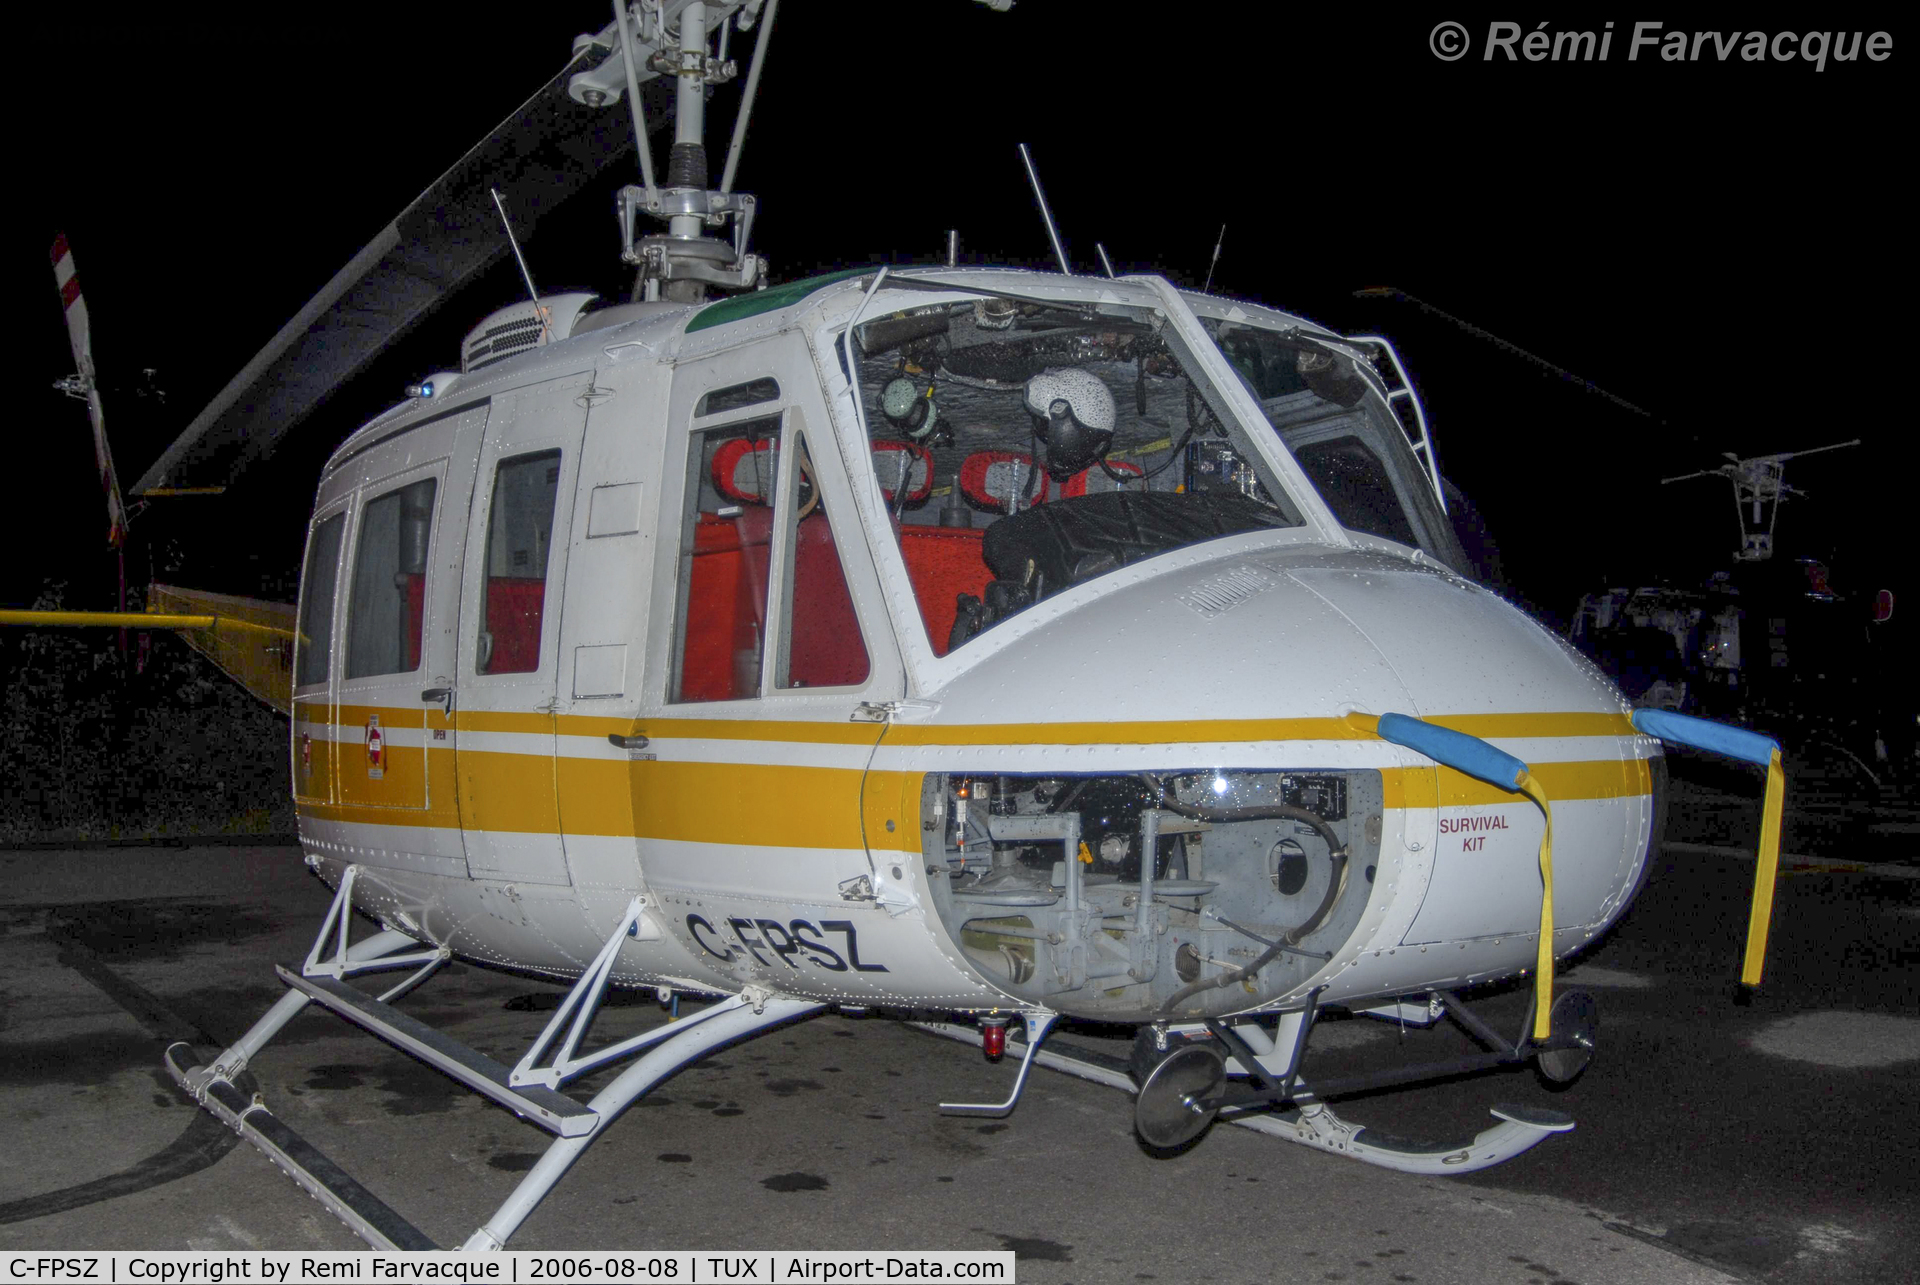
xmin=786 ymin=514 xmax=869 ymax=687
xmin=403 ymin=573 xmax=426 ymax=672
xmin=678 ymin=514 xmax=997 ymax=695
xmin=899 ymin=525 xmax=991 ymax=656
xmin=710 ymin=439 xmax=778 ymax=505
xmin=484 ymin=576 xmax=547 ymax=674
xmin=679 ymin=511 xmax=774 ymax=701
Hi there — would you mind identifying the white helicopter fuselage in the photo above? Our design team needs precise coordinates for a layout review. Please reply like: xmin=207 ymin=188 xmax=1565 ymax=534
xmin=292 ymin=269 xmax=1658 ymax=1026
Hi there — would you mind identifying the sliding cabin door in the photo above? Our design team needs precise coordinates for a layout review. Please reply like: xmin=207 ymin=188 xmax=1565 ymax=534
xmin=296 ymin=400 xmax=483 ymax=877
xmin=291 ymin=501 xmax=349 ymax=812
xmin=335 ymin=460 xmax=447 ymax=816
xmin=454 ymin=372 xmax=591 ymax=885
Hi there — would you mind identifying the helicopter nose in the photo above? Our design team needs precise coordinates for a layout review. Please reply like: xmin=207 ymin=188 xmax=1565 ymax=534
xmin=930 ymin=548 xmax=1611 ymax=729
xmin=1280 ymin=557 xmax=1616 ymax=717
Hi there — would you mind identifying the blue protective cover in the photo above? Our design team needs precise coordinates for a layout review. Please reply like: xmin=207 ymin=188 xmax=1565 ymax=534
xmin=1377 ymin=712 xmax=1528 ymax=790
xmin=1631 ymin=708 xmax=1779 ymax=767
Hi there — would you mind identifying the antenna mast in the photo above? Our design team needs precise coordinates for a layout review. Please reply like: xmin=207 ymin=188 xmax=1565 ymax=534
xmin=1202 ymin=224 xmax=1225 ymax=293
xmin=490 ymin=188 xmax=550 ymax=338
xmin=1018 ymin=143 xmax=1072 ymax=275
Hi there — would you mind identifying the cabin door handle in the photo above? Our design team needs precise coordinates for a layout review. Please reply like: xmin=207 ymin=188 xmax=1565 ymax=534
xmin=421 ymin=687 xmax=453 ymax=715
xmin=609 ymin=732 xmax=649 ymax=750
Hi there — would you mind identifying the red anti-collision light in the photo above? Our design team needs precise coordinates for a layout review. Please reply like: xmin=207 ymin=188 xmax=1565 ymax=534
xmin=980 ymin=1017 xmax=1008 ymax=1061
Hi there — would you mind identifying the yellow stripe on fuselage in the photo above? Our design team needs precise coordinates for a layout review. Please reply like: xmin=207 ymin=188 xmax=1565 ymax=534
xmin=293 ymin=706 xmax=1649 ymax=848
xmin=300 ymin=707 xmax=1637 ymax=746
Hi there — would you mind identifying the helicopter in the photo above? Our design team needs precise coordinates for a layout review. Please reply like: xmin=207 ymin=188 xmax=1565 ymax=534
xmin=11 ymin=0 xmax=1798 ymax=1255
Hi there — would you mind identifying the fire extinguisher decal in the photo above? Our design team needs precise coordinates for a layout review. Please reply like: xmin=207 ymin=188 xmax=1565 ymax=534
xmin=366 ymin=715 xmax=385 ymax=780
xmin=301 ymin=733 xmax=313 ymax=777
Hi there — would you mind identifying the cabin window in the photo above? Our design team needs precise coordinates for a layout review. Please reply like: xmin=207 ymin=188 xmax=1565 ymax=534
xmin=671 ymin=413 xmax=783 ymax=702
xmin=775 ymin=428 xmax=870 ymax=690
xmin=696 ymin=377 xmax=781 ymax=418
xmin=295 ymin=513 xmax=345 ymax=687
xmin=345 ymin=478 xmax=437 ymax=679
xmin=479 ymin=450 xmax=561 ymax=675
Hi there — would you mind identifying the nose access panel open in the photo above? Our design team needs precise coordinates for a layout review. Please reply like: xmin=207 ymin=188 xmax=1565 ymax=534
xmin=924 ymin=769 xmax=1380 ymax=1021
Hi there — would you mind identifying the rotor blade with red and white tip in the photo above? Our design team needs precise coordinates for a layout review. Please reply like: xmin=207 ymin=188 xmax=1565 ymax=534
xmin=50 ymin=234 xmax=127 ymax=548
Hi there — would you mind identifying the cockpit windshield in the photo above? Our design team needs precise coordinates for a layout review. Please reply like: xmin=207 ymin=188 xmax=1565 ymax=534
xmin=844 ymin=287 xmax=1310 ymax=655
xmin=1197 ymin=316 xmax=1462 ymax=569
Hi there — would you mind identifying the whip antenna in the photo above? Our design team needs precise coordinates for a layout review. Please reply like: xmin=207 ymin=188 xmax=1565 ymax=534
xmin=1018 ymin=143 xmax=1072 ymax=275
xmin=491 ymin=187 xmax=549 ymax=338
xmin=1202 ymin=224 xmax=1226 ymax=293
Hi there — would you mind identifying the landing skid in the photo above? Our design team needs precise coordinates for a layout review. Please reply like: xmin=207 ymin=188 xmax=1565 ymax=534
xmin=166 ymin=865 xmax=820 ymax=1250
xmin=1231 ymin=1101 xmax=1574 ymax=1175
xmin=915 ymin=986 xmax=1586 ymax=1177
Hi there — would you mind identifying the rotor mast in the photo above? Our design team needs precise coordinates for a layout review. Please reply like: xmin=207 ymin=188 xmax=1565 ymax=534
xmin=1661 ymin=438 xmax=1862 ymax=562
xmin=571 ymin=1 xmax=773 ymax=304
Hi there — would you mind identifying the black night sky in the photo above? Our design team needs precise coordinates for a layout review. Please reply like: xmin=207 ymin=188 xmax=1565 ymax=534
xmin=16 ymin=6 xmax=1907 ymax=641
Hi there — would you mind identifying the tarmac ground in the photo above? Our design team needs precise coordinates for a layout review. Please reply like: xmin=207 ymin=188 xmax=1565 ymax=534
xmin=1 ymin=770 xmax=1915 ymax=1284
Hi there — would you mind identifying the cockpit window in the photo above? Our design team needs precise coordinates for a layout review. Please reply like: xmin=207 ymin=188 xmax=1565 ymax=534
xmin=1199 ymin=319 xmax=1460 ymax=567
xmin=1290 ymin=436 xmax=1416 ymax=547
xmin=847 ymin=290 xmax=1304 ymax=655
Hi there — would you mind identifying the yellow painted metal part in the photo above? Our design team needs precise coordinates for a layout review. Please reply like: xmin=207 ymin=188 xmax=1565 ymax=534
xmin=1348 ymin=709 xmax=1563 ymax=1040
xmin=1516 ymin=771 xmax=1556 ymax=1041
xmin=148 ymin=585 xmax=297 ymax=716
xmin=0 ymin=589 xmax=296 ymax=716
xmin=1741 ymin=748 xmax=1788 ymax=987
xmin=0 ymin=609 xmax=218 ymax=628
xmin=290 ymin=700 xmax=1646 ymax=868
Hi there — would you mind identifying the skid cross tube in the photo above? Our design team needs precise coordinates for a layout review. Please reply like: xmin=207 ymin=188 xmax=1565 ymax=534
xmin=511 ymin=895 xmax=683 ymax=1090
xmin=303 ymin=864 xmax=448 ymax=994
xmin=1203 ymin=989 xmax=1579 ymax=1114
xmin=167 ymin=865 xmax=827 ymax=1250
xmin=464 ymin=996 xmax=823 ymax=1250
xmin=913 ymin=1019 xmax=1575 ymax=1176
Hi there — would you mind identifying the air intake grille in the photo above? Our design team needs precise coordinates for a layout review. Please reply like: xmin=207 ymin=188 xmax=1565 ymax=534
xmin=1176 ymin=565 xmax=1275 ymax=619
xmin=457 ymin=293 xmax=598 ymax=375
xmin=464 ymin=314 xmax=546 ymax=372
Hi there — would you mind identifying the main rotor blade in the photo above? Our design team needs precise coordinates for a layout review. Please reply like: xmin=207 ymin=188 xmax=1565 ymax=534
xmin=132 ymin=44 xmax=668 ymax=495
